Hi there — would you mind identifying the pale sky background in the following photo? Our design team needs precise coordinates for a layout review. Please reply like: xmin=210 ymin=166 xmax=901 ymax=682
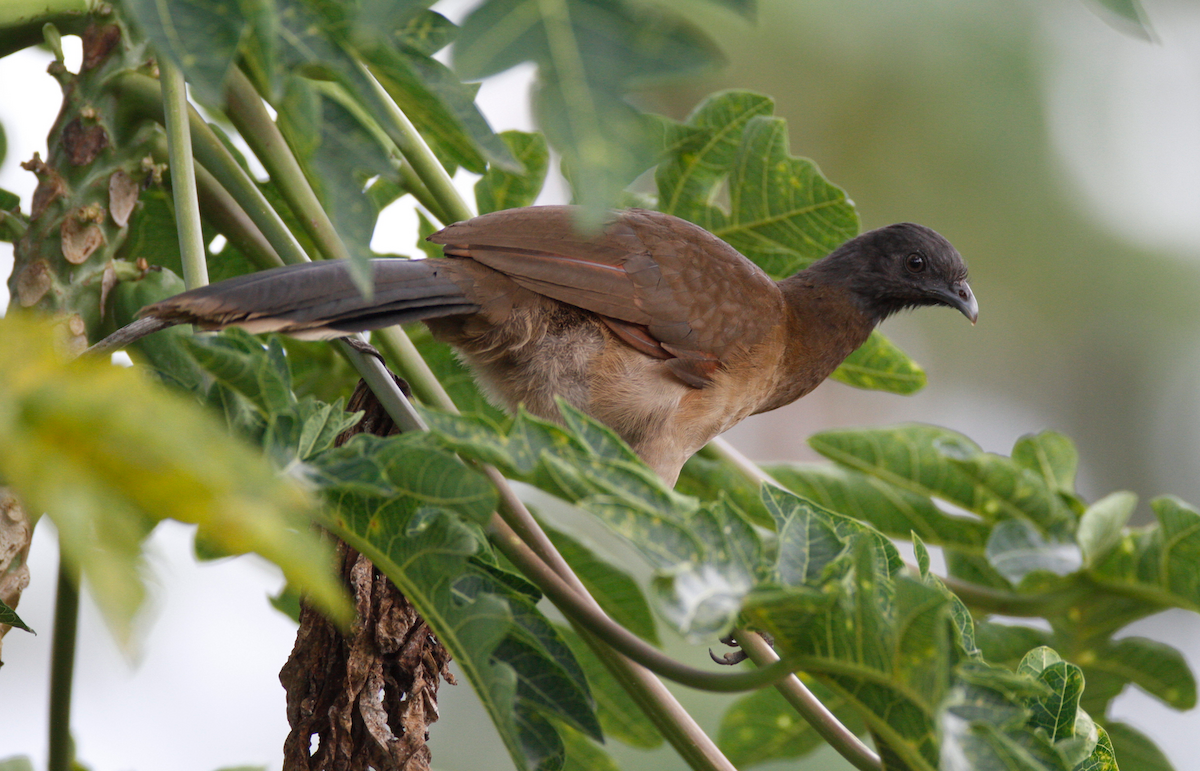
xmin=1 ymin=1 xmax=1199 ymax=769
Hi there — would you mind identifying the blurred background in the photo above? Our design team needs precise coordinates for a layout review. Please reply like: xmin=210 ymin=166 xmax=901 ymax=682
xmin=1 ymin=0 xmax=1197 ymax=768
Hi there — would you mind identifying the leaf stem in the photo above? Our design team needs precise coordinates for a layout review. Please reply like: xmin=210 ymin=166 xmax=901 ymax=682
xmin=487 ymin=513 xmax=795 ymax=692
xmin=113 ymin=72 xmax=312 ymax=266
xmin=736 ymin=629 xmax=881 ymax=771
xmin=47 ymin=549 xmax=79 ymax=771
xmin=224 ymin=69 xmax=352 ymax=265
xmin=159 ymin=57 xmax=209 ymax=290
xmin=356 ymin=62 xmax=473 ymax=224
xmin=936 ymin=575 xmax=1083 ymax=617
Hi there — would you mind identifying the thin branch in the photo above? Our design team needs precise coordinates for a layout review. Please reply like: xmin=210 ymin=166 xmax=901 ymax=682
xmin=159 ymin=57 xmax=209 ymax=290
xmin=47 ymin=550 xmax=79 ymax=771
xmin=737 ymin=630 xmax=881 ymax=771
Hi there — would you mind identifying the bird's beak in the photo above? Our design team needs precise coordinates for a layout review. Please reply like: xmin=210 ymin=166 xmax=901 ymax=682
xmin=937 ymin=280 xmax=978 ymax=324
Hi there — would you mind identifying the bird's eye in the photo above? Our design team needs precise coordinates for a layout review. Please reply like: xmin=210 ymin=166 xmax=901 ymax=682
xmin=905 ymin=253 xmax=925 ymax=273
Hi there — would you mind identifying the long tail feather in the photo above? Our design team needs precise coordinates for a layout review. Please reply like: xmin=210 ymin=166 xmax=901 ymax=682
xmin=140 ymin=258 xmax=478 ymax=340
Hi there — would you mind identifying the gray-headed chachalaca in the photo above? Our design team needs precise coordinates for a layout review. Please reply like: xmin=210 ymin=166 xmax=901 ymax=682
xmin=133 ymin=206 xmax=977 ymax=483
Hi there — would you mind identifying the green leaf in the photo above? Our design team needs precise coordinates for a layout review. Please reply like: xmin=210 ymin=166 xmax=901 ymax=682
xmin=0 ymin=314 xmax=350 ymax=641
xmin=1085 ymin=636 xmax=1196 ymax=710
xmin=542 ymin=522 xmax=659 ymax=644
xmin=416 ymin=403 xmax=759 ymax=636
xmin=718 ymin=682 xmax=866 ymax=766
xmin=476 ymin=131 xmax=550 ymax=214
xmin=1090 ymin=495 xmax=1200 ymax=612
xmin=311 ymin=433 xmax=497 ymax=524
xmin=656 ymin=91 xmax=857 ymax=277
xmin=0 ymin=596 xmax=32 ymax=634
xmin=558 ymin=626 xmax=662 ymax=749
xmin=767 ymin=462 xmax=990 ymax=551
xmin=276 ymin=78 xmax=398 ymax=290
xmin=183 ymin=330 xmax=293 ymax=415
xmin=746 ymin=488 xmax=944 ymax=770
xmin=986 ymin=519 xmax=1083 ymax=586
xmin=1012 ymin=431 xmax=1079 ymax=496
xmin=457 ymin=0 xmax=722 ymax=222
xmin=121 ymin=0 xmax=246 ymax=106
xmin=0 ymin=758 xmax=34 ymax=771
xmin=560 ymin=724 xmax=620 ymax=771
xmin=1024 ymin=658 xmax=1084 ymax=743
xmin=810 ymin=424 xmax=1074 ymax=531
xmin=1077 ymin=491 xmax=1136 ymax=565
xmin=457 ymin=570 xmax=603 ymax=742
xmin=320 ymin=486 xmax=601 ymax=771
xmin=830 ymin=330 xmax=927 ymax=394
xmin=1103 ymin=722 xmax=1175 ymax=771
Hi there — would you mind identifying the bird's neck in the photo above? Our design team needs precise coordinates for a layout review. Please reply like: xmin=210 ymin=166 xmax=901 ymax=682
xmin=757 ymin=274 xmax=877 ymax=413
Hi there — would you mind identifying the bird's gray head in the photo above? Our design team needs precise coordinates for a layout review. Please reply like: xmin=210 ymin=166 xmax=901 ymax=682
xmin=811 ymin=222 xmax=977 ymax=325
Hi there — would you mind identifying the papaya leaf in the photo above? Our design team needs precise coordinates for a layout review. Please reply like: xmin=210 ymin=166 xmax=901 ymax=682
xmin=456 ymin=0 xmax=722 ymax=224
xmin=476 ymin=131 xmax=550 ymax=214
xmin=810 ymin=424 xmax=1074 ymax=531
xmin=1012 ymin=431 xmax=1079 ymax=496
xmin=767 ymin=461 xmax=990 ymax=552
xmin=542 ymin=522 xmax=659 ymax=644
xmin=416 ymin=403 xmax=759 ymax=636
xmin=121 ymin=0 xmax=246 ymax=106
xmin=0 ymin=314 xmax=349 ymax=642
xmin=1077 ymin=491 xmax=1136 ymax=565
xmin=557 ymin=625 xmax=662 ymax=749
xmin=1083 ymin=636 xmax=1196 ymax=712
xmin=1089 ymin=495 xmax=1200 ymax=612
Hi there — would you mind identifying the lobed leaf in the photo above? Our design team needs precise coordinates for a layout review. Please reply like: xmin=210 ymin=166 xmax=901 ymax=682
xmin=767 ymin=461 xmax=990 ymax=552
xmin=0 ymin=315 xmax=349 ymax=641
xmin=457 ymin=0 xmax=723 ymax=224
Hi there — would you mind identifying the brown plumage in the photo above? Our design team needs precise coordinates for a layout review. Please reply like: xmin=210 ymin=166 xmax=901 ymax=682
xmin=140 ymin=206 xmax=977 ymax=484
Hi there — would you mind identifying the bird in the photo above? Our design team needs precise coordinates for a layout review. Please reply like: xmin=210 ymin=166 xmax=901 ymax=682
xmin=134 ymin=206 xmax=977 ymax=484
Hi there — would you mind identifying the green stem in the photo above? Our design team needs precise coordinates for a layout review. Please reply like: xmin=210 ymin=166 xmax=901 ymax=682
xmin=159 ymin=58 xmax=209 ymax=290
xmin=147 ymin=134 xmax=283 ymax=270
xmin=224 ymin=69 xmax=352 ymax=265
xmin=938 ymin=575 xmax=1083 ymax=617
xmin=488 ymin=514 xmax=794 ymax=692
xmin=737 ymin=629 xmax=881 ymax=771
xmin=335 ymin=339 xmax=426 ymax=432
xmin=357 ymin=62 xmax=473 ymax=224
xmin=47 ymin=551 xmax=80 ymax=771
xmin=113 ymin=72 xmax=312 ymax=267
xmin=308 ymin=79 xmax=452 ymax=226
xmin=372 ymin=327 xmax=456 ymax=410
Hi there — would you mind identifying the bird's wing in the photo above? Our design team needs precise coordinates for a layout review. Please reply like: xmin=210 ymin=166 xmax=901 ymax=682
xmin=428 ymin=206 xmax=780 ymax=386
